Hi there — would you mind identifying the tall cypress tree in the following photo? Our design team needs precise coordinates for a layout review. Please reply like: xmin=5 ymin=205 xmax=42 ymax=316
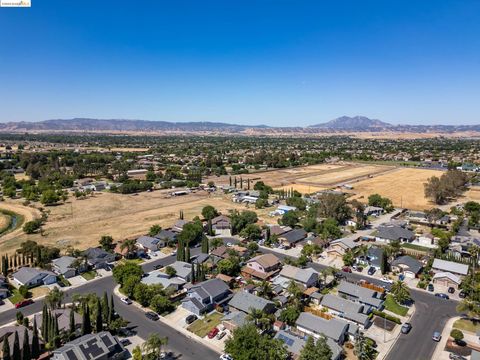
xmin=21 ymin=329 xmax=30 ymax=360
xmin=31 ymin=318 xmax=40 ymax=359
xmin=176 ymin=240 xmax=184 ymax=261
xmin=108 ymin=295 xmax=115 ymax=324
xmin=95 ymin=298 xmax=103 ymax=333
xmin=69 ymin=309 xmax=76 ymax=335
xmin=12 ymin=332 xmax=20 ymax=360
xmin=41 ymin=305 xmax=47 ymax=339
xmin=81 ymin=303 xmax=91 ymax=335
xmin=201 ymin=235 xmax=209 ymax=254
xmin=2 ymin=336 xmax=11 ymax=360
xmin=102 ymin=292 xmax=109 ymax=323
xmin=191 ymin=264 xmax=196 ymax=284
xmin=185 ymin=246 xmax=190 ymax=263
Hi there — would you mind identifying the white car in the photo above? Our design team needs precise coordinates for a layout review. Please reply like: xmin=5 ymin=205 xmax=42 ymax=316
xmin=120 ymin=297 xmax=132 ymax=305
xmin=219 ymin=355 xmax=233 ymax=360
xmin=150 ymin=252 xmax=158 ymax=257
xmin=226 ymin=242 xmax=233 ymax=247
xmin=381 ymin=277 xmax=394 ymax=284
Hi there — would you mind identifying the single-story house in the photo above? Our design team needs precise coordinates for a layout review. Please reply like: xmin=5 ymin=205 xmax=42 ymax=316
xmin=12 ymin=267 xmax=57 ymax=288
xmin=211 ymin=245 xmax=248 ymax=262
xmin=375 ymin=225 xmax=415 ymax=243
xmin=0 ymin=325 xmax=43 ymax=358
xmin=267 ymin=225 xmax=291 ymax=237
xmin=327 ymin=238 xmax=358 ymax=260
xmin=320 ymin=294 xmax=370 ymax=328
xmin=391 ymin=255 xmax=423 ymax=278
xmin=154 ymin=229 xmax=177 ymax=244
xmin=141 ymin=270 xmax=186 ymax=291
xmin=167 ymin=261 xmax=193 ymax=282
xmin=275 ymin=330 xmax=342 ymax=360
xmin=172 ymin=219 xmax=189 ymax=233
xmin=181 ymin=278 xmax=232 ymax=316
xmin=273 ymin=265 xmax=318 ymax=289
xmin=356 ymin=247 xmax=384 ymax=271
xmin=241 ymin=253 xmax=282 ymax=281
xmin=83 ymin=248 xmax=116 ymax=269
xmin=51 ymin=256 xmax=84 ymax=279
xmin=222 ymin=311 xmax=248 ymax=332
xmin=211 ymin=215 xmax=232 ymax=236
xmin=52 ymin=331 xmax=127 ymax=360
xmin=34 ymin=309 xmax=82 ymax=333
xmin=337 ymin=281 xmax=384 ymax=309
xmin=432 ymin=259 xmax=469 ymax=277
xmin=295 ymin=312 xmax=349 ymax=344
xmin=228 ymin=290 xmax=276 ymax=314
xmin=414 ymin=233 xmax=437 ymax=248
xmin=136 ymin=235 xmax=165 ymax=252
xmin=275 ymin=205 xmax=297 ymax=215
xmin=432 ymin=272 xmax=462 ymax=290
xmin=278 ymin=229 xmax=307 ymax=247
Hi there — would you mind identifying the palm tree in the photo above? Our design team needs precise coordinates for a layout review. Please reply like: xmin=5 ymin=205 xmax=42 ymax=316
xmin=258 ymin=281 xmax=274 ymax=300
xmin=120 ymin=239 xmax=137 ymax=259
xmin=45 ymin=287 xmax=64 ymax=310
xmin=456 ymin=299 xmax=480 ymax=319
xmin=287 ymin=280 xmax=303 ymax=301
xmin=246 ymin=308 xmax=271 ymax=331
xmin=390 ymin=280 xmax=411 ymax=304
xmin=142 ymin=333 xmax=168 ymax=359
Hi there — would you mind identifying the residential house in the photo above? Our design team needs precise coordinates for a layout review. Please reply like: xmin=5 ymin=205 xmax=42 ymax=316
xmin=0 ymin=325 xmax=43 ymax=358
xmin=241 ymin=253 xmax=282 ymax=280
xmin=295 ymin=312 xmax=349 ymax=344
xmin=414 ymin=233 xmax=437 ymax=248
xmin=433 ymin=272 xmax=462 ymax=290
xmin=407 ymin=211 xmax=428 ymax=223
xmin=167 ymin=261 xmax=193 ymax=282
xmin=210 ymin=245 xmax=248 ymax=263
xmin=337 ymin=281 xmax=384 ymax=309
xmin=432 ymin=259 xmax=469 ymax=278
xmin=12 ymin=267 xmax=57 ymax=288
xmin=228 ymin=290 xmax=276 ymax=314
xmin=222 ymin=311 xmax=248 ymax=332
xmin=267 ymin=225 xmax=291 ymax=237
xmin=272 ymin=205 xmax=297 ymax=216
xmin=172 ymin=219 xmax=189 ymax=233
xmin=211 ymin=215 xmax=232 ymax=236
xmin=52 ymin=331 xmax=127 ymax=360
xmin=273 ymin=265 xmax=318 ymax=289
xmin=327 ymin=238 xmax=358 ymax=260
xmin=142 ymin=270 xmax=186 ymax=292
xmin=320 ymin=294 xmax=370 ymax=328
xmin=375 ymin=225 xmax=415 ymax=243
xmin=391 ymin=255 xmax=423 ymax=278
xmin=356 ymin=247 xmax=384 ymax=271
xmin=155 ymin=229 xmax=177 ymax=245
xmin=83 ymin=248 xmax=116 ymax=270
xmin=34 ymin=309 xmax=82 ymax=334
xmin=275 ymin=330 xmax=342 ymax=360
xmin=181 ymin=278 xmax=232 ymax=315
xmin=136 ymin=235 xmax=165 ymax=253
xmin=52 ymin=256 xmax=84 ymax=279
xmin=278 ymin=229 xmax=307 ymax=248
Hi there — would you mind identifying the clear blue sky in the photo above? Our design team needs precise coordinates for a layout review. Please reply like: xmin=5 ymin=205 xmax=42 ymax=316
xmin=1 ymin=0 xmax=479 ymax=126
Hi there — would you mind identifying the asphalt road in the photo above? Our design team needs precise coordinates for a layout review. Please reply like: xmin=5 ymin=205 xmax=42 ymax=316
xmin=0 ymin=249 xmax=219 ymax=360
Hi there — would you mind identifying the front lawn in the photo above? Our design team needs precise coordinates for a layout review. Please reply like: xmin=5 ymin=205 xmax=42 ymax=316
xmin=383 ymin=295 xmax=409 ymax=317
xmin=8 ymin=288 xmax=25 ymax=304
xmin=401 ymin=243 xmax=431 ymax=253
xmin=187 ymin=312 xmax=223 ymax=338
xmin=453 ymin=319 xmax=480 ymax=333
xmin=119 ymin=258 xmax=144 ymax=265
xmin=81 ymin=270 xmax=97 ymax=280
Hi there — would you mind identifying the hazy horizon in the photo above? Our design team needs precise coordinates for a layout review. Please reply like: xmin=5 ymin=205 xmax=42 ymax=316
xmin=1 ymin=1 xmax=480 ymax=126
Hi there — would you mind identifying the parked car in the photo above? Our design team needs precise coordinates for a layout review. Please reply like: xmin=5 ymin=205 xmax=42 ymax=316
xmin=447 ymin=287 xmax=455 ymax=294
xmin=220 ymin=355 xmax=233 ymax=360
xmin=185 ymin=315 xmax=198 ymax=324
xmin=154 ymin=265 xmax=162 ymax=270
xmin=401 ymin=323 xmax=412 ymax=334
xmin=459 ymin=291 xmax=467 ymax=298
xmin=15 ymin=299 xmax=33 ymax=309
xmin=120 ymin=339 xmax=131 ymax=346
xmin=160 ymin=352 xmax=173 ymax=359
xmin=381 ymin=276 xmax=394 ymax=284
xmin=208 ymin=327 xmax=219 ymax=339
xmin=367 ymin=267 xmax=376 ymax=275
xmin=216 ymin=331 xmax=226 ymax=340
xmin=449 ymin=354 xmax=467 ymax=360
xmin=226 ymin=243 xmax=233 ymax=247
xmin=342 ymin=266 xmax=352 ymax=273
xmin=435 ymin=293 xmax=450 ymax=300
xmin=145 ymin=311 xmax=159 ymax=321
xmin=432 ymin=331 xmax=442 ymax=342
xmin=427 ymin=283 xmax=434 ymax=292
xmin=352 ymin=265 xmax=363 ymax=272
xmin=120 ymin=297 xmax=132 ymax=305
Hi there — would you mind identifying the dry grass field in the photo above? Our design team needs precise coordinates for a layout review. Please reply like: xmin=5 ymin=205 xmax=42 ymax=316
xmin=0 ymin=213 xmax=11 ymax=230
xmin=0 ymin=190 xmax=270 ymax=254
xmin=296 ymin=164 xmax=392 ymax=186
xmin=344 ymin=168 xmax=445 ymax=210
xmin=274 ymin=184 xmax=325 ymax=194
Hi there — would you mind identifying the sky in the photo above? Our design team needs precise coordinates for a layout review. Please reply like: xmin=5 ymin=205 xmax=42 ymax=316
xmin=0 ymin=0 xmax=479 ymax=126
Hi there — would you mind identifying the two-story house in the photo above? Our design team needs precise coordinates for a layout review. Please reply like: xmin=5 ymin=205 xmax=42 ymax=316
xmin=241 ymin=253 xmax=282 ymax=281
xmin=181 ymin=278 xmax=232 ymax=315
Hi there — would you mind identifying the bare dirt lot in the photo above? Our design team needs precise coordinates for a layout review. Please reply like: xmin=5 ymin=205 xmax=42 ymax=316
xmin=0 ymin=190 xmax=268 ymax=254
xmin=344 ymin=168 xmax=445 ymax=210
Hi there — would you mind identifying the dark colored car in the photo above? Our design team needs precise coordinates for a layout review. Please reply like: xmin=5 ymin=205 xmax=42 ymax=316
xmin=145 ymin=311 xmax=159 ymax=321
xmin=154 ymin=264 xmax=162 ymax=270
xmin=427 ymin=283 xmax=434 ymax=292
xmin=208 ymin=327 xmax=219 ymax=339
xmin=367 ymin=267 xmax=376 ymax=275
xmin=15 ymin=299 xmax=33 ymax=309
xmin=342 ymin=266 xmax=352 ymax=273
xmin=401 ymin=323 xmax=412 ymax=334
xmin=186 ymin=315 xmax=198 ymax=324
xmin=435 ymin=293 xmax=449 ymax=300
xmin=447 ymin=287 xmax=455 ymax=294
xmin=459 ymin=291 xmax=467 ymax=298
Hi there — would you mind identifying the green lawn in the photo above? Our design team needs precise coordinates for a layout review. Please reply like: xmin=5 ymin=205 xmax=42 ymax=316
xmin=384 ymin=294 xmax=409 ymax=317
xmin=453 ymin=319 xmax=480 ymax=333
xmin=121 ymin=258 xmax=144 ymax=265
xmin=401 ymin=243 xmax=431 ymax=253
xmin=81 ymin=270 xmax=97 ymax=280
xmin=8 ymin=288 xmax=24 ymax=304
xmin=187 ymin=312 xmax=223 ymax=338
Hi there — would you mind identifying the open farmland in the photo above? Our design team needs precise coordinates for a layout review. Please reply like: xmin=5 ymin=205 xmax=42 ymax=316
xmin=344 ymin=168 xmax=445 ymax=210
xmin=0 ymin=190 xmax=269 ymax=254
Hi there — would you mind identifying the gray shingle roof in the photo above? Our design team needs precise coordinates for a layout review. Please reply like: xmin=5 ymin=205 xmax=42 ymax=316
xmin=279 ymin=265 xmax=318 ymax=285
xmin=391 ymin=255 xmax=423 ymax=274
xmin=13 ymin=267 xmax=56 ymax=285
xmin=136 ymin=235 xmax=161 ymax=250
xmin=321 ymin=294 xmax=369 ymax=325
xmin=228 ymin=291 xmax=275 ymax=313
xmin=280 ymin=229 xmax=307 ymax=243
xmin=193 ymin=278 xmax=230 ymax=299
xmin=337 ymin=281 xmax=383 ymax=308
xmin=296 ymin=312 xmax=348 ymax=343
xmin=169 ymin=261 xmax=192 ymax=279
xmin=52 ymin=256 xmax=76 ymax=275
xmin=432 ymin=259 xmax=469 ymax=276
xmin=52 ymin=331 xmax=125 ymax=360
xmin=377 ymin=225 xmax=415 ymax=241
xmin=274 ymin=330 xmax=342 ymax=359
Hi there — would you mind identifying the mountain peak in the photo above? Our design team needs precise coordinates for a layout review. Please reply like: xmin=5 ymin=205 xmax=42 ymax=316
xmin=309 ymin=115 xmax=392 ymax=130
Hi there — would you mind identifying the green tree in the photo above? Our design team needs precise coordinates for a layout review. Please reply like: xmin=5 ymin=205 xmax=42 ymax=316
xmin=280 ymin=211 xmax=299 ymax=228
xmin=343 ymin=250 xmax=355 ymax=266
xmin=150 ymin=295 xmax=173 ymax=314
xmin=22 ymin=219 xmax=42 ymax=234
xmin=354 ymin=333 xmax=377 ymax=360
xmin=31 ymin=317 xmax=40 ymax=359
xmin=165 ymin=266 xmax=177 ymax=277
xmin=99 ymin=235 xmax=114 ymax=252
xmin=201 ymin=205 xmax=218 ymax=220
xmin=40 ymin=189 xmax=60 ymax=205
xmin=315 ymin=193 xmax=352 ymax=222
xmin=148 ymin=224 xmax=161 ymax=237
xmin=201 ymin=234 xmax=209 ymax=254
xmin=240 ymin=224 xmax=262 ymax=241
xmin=210 ymin=237 xmax=223 ymax=250
xmin=278 ymin=305 xmax=301 ymax=326
xmin=391 ymin=280 xmax=411 ymax=304
xmin=217 ymin=258 xmax=241 ymax=276
xmin=2 ymin=335 xmax=11 ymax=360
xmin=123 ymin=275 xmax=141 ymax=298
xmin=299 ymin=335 xmax=332 ymax=360
xmin=224 ymin=324 xmax=288 ymax=360
xmin=45 ymin=287 xmax=64 ymax=309
xmin=450 ymin=329 xmax=464 ymax=344
xmin=95 ymin=297 xmax=103 ymax=333
xmin=142 ymin=333 xmax=168 ymax=359
xmin=113 ymin=262 xmax=143 ymax=286
xmin=12 ymin=332 xmax=20 ymax=360
xmin=81 ymin=303 xmax=92 ymax=335
xmin=316 ymin=218 xmax=342 ymax=240
xmin=21 ymin=329 xmax=30 ymax=360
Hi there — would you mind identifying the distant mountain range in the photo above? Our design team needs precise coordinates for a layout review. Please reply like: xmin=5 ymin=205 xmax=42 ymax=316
xmin=0 ymin=116 xmax=479 ymax=134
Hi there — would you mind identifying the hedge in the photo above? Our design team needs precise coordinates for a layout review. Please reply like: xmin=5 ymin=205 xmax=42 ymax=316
xmin=372 ymin=309 xmax=402 ymax=324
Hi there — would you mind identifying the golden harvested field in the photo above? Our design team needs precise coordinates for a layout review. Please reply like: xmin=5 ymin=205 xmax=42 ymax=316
xmin=464 ymin=187 xmax=480 ymax=202
xmin=0 ymin=213 xmax=11 ymax=230
xmin=275 ymin=184 xmax=325 ymax=194
xmin=344 ymin=168 xmax=445 ymax=210
xmin=0 ymin=190 xmax=268 ymax=254
xmin=296 ymin=165 xmax=392 ymax=186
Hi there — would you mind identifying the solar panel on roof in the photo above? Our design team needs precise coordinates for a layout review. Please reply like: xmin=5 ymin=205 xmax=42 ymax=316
xmin=100 ymin=334 xmax=113 ymax=347
xmin=65 ymin=349 xmax=79 ymax=360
